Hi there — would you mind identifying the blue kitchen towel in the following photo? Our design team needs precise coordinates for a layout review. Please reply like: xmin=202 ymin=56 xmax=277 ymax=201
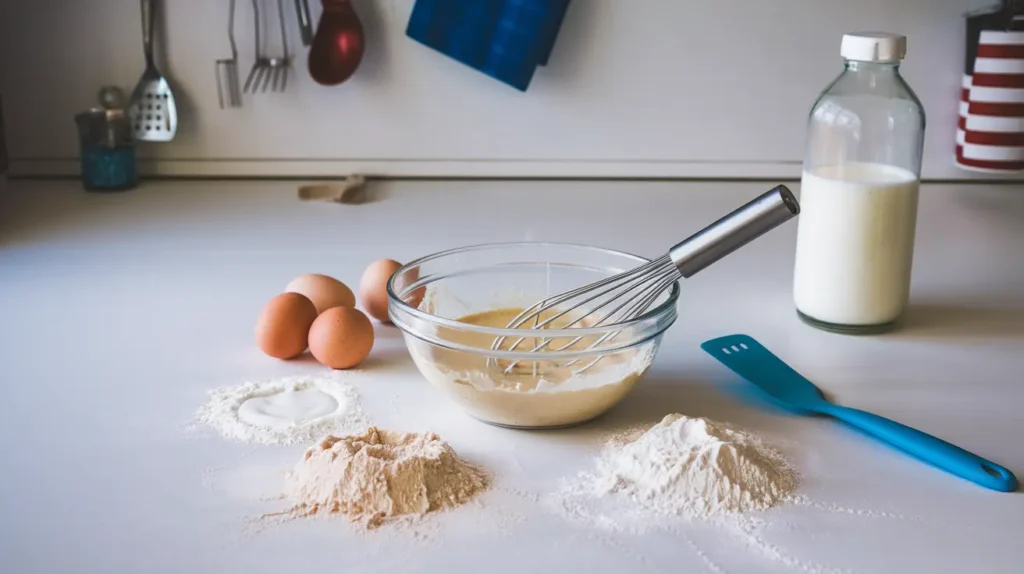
xmin=406 ymin=0 xmax=571 ymax=91
xmin=536 ymin=0 xmax=570 ymax=66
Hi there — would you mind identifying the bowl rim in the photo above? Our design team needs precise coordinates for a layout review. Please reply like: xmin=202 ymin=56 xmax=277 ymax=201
xmin=386 ymin=241 xmax=680 ymax=339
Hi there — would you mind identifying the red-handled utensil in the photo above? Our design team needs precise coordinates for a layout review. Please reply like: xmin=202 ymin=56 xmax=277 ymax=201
xmin=308 ymin=0 xmax=365 ymax=86
xmin=294 ymin=0 xmax=314 ymax=45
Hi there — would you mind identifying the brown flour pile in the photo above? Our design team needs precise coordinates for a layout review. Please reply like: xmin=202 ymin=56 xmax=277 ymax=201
xmin=285 ymin=427 xmax=489 ymax=529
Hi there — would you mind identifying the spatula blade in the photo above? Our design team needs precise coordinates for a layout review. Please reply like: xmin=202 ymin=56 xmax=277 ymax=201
xmin=701 ymin=334 xmax=826 ymax=412
xmin=703 ymin=335 xmax=1020 ymax=492
xmin=129 ymin=78 xmax=178 ymax=142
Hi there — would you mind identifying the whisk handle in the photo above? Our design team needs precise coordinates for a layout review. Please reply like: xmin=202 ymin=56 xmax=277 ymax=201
xmin=669 ymin=185 xmax=799 ymax=278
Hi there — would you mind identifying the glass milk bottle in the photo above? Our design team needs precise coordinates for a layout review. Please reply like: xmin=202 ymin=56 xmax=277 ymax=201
xmin=793 ymin=32 xmax=926 ymax=334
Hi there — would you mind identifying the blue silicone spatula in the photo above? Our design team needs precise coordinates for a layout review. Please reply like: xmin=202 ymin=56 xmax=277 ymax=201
xmin=701 ymin=334 xmax=1018 ymax=492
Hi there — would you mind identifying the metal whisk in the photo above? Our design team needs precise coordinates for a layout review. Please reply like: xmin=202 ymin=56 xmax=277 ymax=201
xmin=492 ymin=185 xmax=800 ymax=374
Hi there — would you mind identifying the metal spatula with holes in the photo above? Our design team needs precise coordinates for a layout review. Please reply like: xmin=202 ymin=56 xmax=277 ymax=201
xmin=701 ymin=334 xmax=1018 ymax=492
xmin=129 ymin=0 xmax=178 ymax=142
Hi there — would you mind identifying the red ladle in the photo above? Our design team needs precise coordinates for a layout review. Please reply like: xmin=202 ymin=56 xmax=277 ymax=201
xmin=308 ymin=0 xmax=365 ymax=85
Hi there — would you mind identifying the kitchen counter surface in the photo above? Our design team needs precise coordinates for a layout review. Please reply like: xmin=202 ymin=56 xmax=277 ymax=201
xmin=1 ymin=178 xmax=1023 ymax=574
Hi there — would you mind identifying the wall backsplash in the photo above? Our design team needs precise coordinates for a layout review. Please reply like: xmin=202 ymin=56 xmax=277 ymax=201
xmin=0 ymin=0 xmax=1011 ymax=179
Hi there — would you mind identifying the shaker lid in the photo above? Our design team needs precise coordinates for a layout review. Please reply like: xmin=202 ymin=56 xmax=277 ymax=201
xmin=840 ymin=32 xmax=907 ymax=62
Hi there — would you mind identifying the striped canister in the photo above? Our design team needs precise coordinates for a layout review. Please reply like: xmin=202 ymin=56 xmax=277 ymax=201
xmin=957 ymin=30 xmax=1024 ymax=172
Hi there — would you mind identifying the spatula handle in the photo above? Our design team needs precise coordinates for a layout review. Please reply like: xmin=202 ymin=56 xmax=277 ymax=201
xmin=141 ymin=0 xmax=155 ymax=68
xmin=822 ymin=403 xmax=1018 ymax=492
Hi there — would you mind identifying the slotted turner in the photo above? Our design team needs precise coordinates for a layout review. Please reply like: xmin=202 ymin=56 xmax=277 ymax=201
xmin=701 ymin=334 xmax=1018 ymax=492
xmin=129 ymin=0 xmax=178 ymax=141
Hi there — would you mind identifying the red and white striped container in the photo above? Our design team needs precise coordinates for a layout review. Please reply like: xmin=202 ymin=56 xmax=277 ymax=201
xmin=957 ymin=30 xmax=1024 ymax=172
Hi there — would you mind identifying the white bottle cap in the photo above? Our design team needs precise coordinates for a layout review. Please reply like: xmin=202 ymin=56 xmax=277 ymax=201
xmin=840 ymin=32 xmax=907 ymax=63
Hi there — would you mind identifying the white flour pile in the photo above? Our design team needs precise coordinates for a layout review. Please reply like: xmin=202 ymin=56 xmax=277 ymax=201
xmin=194 ymin=375 xmax=367 ymax=445
xmin=555 ymin=414 xmax=797 ymax=525
xmin=284 ymin=427 xmax=490 ymax=529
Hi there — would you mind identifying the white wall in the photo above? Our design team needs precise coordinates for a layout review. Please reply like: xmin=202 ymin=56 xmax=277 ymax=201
xmin=0 ymin=0 xmax=1009 ymax=179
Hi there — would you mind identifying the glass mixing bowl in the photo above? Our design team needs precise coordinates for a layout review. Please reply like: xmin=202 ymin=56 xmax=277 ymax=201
xmin=387 ymin=243 xmax=678 ymax=429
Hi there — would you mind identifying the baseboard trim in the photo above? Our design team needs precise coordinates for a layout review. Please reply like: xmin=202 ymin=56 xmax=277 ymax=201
xmin=8 ymin=158 xmax=804 ymax=179
xmin=8 ymin=158 xmax=1023 ymax=182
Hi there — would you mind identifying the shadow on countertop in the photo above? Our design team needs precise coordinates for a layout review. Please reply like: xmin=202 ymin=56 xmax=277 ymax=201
xmin=896 ymin=303 xmax=1024 ymax=341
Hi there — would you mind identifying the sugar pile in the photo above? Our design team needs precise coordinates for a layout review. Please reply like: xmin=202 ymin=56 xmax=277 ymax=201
xmin=285 ymin=427 xmax=490 ymax=529
xmin=555 ymin=414 xmax=797 ymax=525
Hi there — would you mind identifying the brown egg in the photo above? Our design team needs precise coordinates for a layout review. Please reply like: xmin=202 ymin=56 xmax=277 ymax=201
xmin=255 ymin=293 xmax=318 ymax=359
xmin=308 ymin=307 xmax=374 ymax=369
xmin=359 ymin=259 xmax=403 ymax=322
xmin=285 ymin=273 xmax=355 ymax=314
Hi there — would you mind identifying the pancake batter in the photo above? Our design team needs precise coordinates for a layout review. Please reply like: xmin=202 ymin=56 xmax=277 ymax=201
xmin=408 ymin=308 xmax=654 ymax=428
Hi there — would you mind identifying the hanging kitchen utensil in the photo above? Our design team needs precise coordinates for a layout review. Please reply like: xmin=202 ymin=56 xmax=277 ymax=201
xmin=243 ymin=0 xmax=291 ymax=94
xmin=129 ymin=0 xmax=178 ymax=142
xmin=267 ymin=0 xmax=293 ymax=91
xmin=215 ymin=0 xmax=243 ymax=107
xmin=295 ymin=0 xmax=314 ymax=46
xmin=308 ymin=0 xmax=365 ymax=86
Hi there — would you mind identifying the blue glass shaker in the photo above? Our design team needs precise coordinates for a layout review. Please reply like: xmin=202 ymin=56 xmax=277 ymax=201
xmin=75 ymin=87 xmax=138 ymax=192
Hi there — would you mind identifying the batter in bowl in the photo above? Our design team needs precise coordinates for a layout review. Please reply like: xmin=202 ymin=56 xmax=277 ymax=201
xmin=407 ymin=308 xmax=655 ymax=429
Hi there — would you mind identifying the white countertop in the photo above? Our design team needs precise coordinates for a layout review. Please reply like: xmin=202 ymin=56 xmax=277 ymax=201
xmin=1 ymin=178 xmax=1023 ymax=574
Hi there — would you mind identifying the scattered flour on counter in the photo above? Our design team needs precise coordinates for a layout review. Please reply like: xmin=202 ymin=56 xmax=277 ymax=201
xmin=709 ymin=515 xmax=852 ymax=574
xmin=192 ymin=375 xmax=368 ymax=445
xmin=553 ymin=414 xmax=798 ymax=526
xmin=549 ymin=415 xmax=861 ymax=573
xmin=281 ymin=427 xmax=490 ymax=530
